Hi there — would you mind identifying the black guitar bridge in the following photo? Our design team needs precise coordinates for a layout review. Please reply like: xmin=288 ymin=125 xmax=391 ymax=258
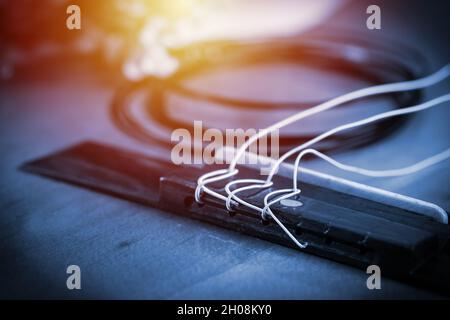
xmin=21 ymin=141 xmax=450 ymax=295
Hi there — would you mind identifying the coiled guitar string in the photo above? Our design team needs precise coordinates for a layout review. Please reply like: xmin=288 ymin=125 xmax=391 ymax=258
xmin=195 ymin=65 xmax=450 ymax=248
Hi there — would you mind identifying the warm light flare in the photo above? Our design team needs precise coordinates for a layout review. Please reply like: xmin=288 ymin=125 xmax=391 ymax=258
xmin=123 ymin=0 xmax=343 ymax=80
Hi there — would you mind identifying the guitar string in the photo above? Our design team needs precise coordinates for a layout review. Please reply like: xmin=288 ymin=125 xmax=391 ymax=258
xmin=195 ymin=64 xmax=450 ymax=204
xmin=226 ymin=95 xmax=450 ymax=248
xmin=195 ymin=65 xmax=450 ymax=248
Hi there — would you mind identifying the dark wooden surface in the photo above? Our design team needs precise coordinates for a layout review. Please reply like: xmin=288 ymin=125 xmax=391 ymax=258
xmin=0 ymin=0 xmax=449 ymax=299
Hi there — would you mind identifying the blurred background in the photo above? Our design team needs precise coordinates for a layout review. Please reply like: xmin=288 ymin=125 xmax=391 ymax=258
xmin=1 ymin=0 xmax=450 ymax=299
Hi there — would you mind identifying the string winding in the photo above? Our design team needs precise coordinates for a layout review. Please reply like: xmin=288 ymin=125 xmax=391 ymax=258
xmin=195 ymin=65 xmax=450 ymax=249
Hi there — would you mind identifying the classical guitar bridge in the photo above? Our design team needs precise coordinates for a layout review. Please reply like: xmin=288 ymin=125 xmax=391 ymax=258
xmin=21 ymin=141 xmax=450 ymax=294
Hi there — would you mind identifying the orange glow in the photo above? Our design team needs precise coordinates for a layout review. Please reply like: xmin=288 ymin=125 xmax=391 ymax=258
xmin=122 ymin=0 xmax=342 ymax=80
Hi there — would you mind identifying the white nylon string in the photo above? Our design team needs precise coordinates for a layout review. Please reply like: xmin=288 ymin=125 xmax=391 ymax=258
xmin=195 ymin=65 xmax=450 ymax=249
xmin=228 ymin=95 xmax=450 ymax=249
